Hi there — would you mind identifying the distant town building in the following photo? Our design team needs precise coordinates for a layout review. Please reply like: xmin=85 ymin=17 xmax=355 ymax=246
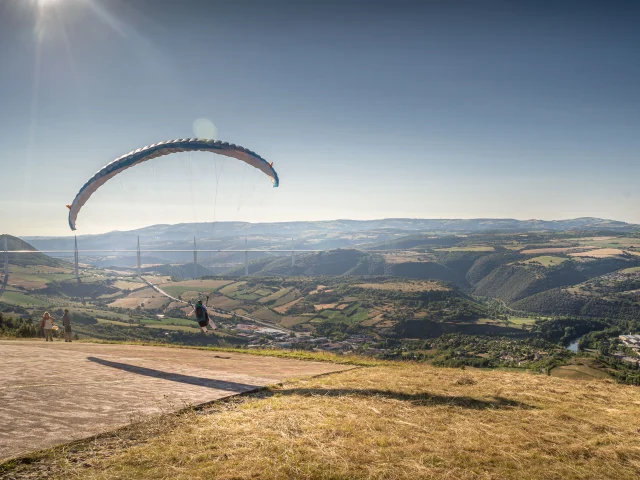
xmin=236 ymin=324 xmax=257 ymax=331
xmin=619 ymin=335 xmax=640 ymax=351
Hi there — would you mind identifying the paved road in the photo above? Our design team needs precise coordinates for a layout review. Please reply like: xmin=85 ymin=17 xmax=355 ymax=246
xmin=0 ymin=340 xmax=350 ymax=460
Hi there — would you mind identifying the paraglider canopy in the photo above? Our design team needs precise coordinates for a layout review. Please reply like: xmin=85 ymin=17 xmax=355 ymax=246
xmin=67 ymin=138 xmax=279 ymax=231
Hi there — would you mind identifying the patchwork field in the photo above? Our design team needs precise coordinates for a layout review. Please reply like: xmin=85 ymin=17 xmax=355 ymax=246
xmin=258 ymin=287 xmax=293 ymax=304
xmin=507 ymin=317 xmax=537 ymax=328
xmin=434 ymin=246 xmax=495 ymax=252
xmin=550 ymin=361 xmax=611 ymax=381
xmin=111 ymin=280 xmax=143 ymax=291
xmin=0 ymin=289 xmax=49 ymax=307
xmin=354 ymin=281 xmax=449 ymax=292
xmin=274 ymin=297 xmax=303 ymax=314
xmin=382 ymin=252 xmax=433 ymax=263
xmin=108 ymin=288 xmax=171 ymax=310
xmin=91 ymin=276 xmax=490 ymax=338
xmin=520 ymin=246 xmax=593 ymax=255
xmin=160 ymin=280 xmax=233 ymax=298
xmin=569 ymin=248 xmax=627 ymax=258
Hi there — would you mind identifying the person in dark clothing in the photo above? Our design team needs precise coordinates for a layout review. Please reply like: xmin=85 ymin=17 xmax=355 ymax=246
xmin=188 ymin=297 xmax=217 ymax=335
xmin=62 ymin=309 xmax=72 ymax=342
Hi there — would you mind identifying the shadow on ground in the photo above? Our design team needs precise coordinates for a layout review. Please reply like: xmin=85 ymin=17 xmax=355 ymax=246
xmin=88 ymin=357 xmax=533 ymax=410
xmin=87 ymin=357 xmax=260 ymax=392
xmin=268 ymin=388 xmax=536 ymax=410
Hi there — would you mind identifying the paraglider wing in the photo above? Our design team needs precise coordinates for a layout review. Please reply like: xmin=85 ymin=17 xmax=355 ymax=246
xmin=67 ymin=139 xmax=279 ymax=230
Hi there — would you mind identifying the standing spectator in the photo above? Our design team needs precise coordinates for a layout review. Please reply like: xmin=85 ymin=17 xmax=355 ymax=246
xmin=62 ymin=309 xmax=72 ymax=342
xmin=40 ymin=312 xmax=55 ymax=342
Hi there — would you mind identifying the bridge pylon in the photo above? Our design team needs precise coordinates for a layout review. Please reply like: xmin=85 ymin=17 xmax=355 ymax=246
xmin=74 ymin=236 xmax=80 ymax=284
xmin=3 ymin=236 xmax=8 ymax=279
xmin=193 ymin=237 xmax=198 ymax=279
xmin=244 ymin=237 xmax=249 ymax=276
xmin=137 ymin=237 xmax=141 ymax=277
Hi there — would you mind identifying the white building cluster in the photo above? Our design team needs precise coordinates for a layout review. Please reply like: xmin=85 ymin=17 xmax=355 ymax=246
xmin=619 ymin=335 xmax=640 ymax=352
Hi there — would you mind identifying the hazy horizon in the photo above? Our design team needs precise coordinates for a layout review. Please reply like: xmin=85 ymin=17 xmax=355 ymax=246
xmin=2 ymin=0 xmax=639 ymax=236
xmin=14 ymin=215 xmax=636 ymax=240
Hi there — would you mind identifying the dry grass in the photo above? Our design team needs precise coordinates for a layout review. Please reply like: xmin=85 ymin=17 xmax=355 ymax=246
xmin=5 ymin=364 xmax=640 ymax=480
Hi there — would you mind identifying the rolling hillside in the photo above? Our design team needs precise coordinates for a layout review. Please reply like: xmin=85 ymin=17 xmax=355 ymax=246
xmin=226 ymin=249 xmax=463 ymax=284
xmin=0 ymin=234 xmax=66 ymax=268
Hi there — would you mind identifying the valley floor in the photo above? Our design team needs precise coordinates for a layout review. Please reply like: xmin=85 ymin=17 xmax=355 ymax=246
xmin=3 ymin=349 xmax=640 ymax=479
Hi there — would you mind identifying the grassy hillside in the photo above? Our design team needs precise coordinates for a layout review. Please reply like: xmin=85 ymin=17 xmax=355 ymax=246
xmin=514 ymin=287 xmax=640 ymax=320
xmin=472 ymin=263 xmax=583 ymax=303
xmin=6 ymin=361 xmax=640 ymax=479
xmin=471 ymin=253 xmax=640 ymax=305
xmin=0 ymin=234 xmax=66 ymax=267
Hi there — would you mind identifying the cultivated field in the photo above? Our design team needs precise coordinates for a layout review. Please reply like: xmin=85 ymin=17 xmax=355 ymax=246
xmin=434 ymin=246 xmax=495 ymax=252
xmin=521 ymin=255 xmax=568 ymax=267
xmin=520 ymin=246 xmax=593 ymax=254
xmin=354 ymin=281 xmax=449 ymax=292
xmin=569 ymin=248 xmax=627 ymax=258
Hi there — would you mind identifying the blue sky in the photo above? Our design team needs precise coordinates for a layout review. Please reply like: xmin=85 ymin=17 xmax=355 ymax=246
xmin=1 ymin=0 xmax=639 ymax=236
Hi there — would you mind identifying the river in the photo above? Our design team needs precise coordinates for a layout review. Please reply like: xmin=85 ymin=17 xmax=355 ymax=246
xmin=567 ymin=337 xmax=581 ymax=353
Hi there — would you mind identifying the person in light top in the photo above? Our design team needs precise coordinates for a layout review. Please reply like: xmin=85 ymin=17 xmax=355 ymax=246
xmin=40 ymin=312 xmax=56 ymax=342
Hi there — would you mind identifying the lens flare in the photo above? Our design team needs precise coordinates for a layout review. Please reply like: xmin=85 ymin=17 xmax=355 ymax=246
xmin=193 ymin=118 xmax=218 ymax=140
xmin=36 ymin=0 xmax=60 ymax=7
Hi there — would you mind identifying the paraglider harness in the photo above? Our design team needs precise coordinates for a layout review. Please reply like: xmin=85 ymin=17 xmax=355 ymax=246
xmin=193 ymin=297 xmax=210 ymax=328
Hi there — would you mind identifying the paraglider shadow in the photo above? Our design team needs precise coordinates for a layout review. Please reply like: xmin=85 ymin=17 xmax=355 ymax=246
xmin=87 ymin=358 xmax=535 ymax=411
xmin=87 ymin=357 xmax=260 ymax=393
xmin=263 ymin=388 xmax=536 ymax=410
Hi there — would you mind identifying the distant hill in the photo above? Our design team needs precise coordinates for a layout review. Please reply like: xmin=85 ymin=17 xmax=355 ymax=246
xmin=0 ymin=234 xmax=66 ymax=268
xmin=362 ymin=234 xmax=464 ymax=250
xmin=146 ymin=262 xmax=213 ymax=280
xmin=24 ymin=217 xmax=639 ymax=255
xmin=225 ymin=249 xmax=464 ymax=284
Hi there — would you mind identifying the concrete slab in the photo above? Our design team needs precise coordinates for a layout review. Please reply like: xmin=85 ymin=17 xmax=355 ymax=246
xmin=0 ymin=340 xmax=351 ymax=460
